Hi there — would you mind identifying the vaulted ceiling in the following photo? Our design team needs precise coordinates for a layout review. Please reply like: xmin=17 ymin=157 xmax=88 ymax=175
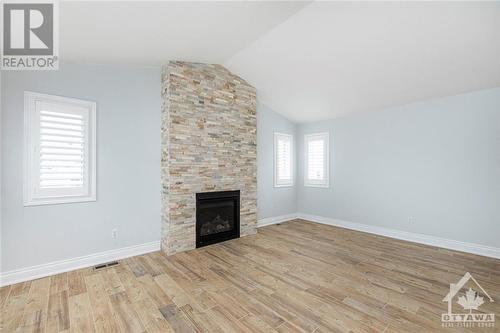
xmin=60 ymin=1 xmax=309 ymax=65
xmin=225 ymin=1 xmax=500 ymax=122
xmin=61 ymin=1 xmax=500 ymax=123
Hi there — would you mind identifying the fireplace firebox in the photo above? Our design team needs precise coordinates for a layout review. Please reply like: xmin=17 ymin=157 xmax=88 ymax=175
xmin=196 ymin=190 xmax=240 ymax=248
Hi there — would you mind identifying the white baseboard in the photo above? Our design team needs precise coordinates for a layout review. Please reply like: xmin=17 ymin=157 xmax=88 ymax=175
xmin=297 ymin=213 xmax=500 ymax=260
xmin=258 ymin=213 xmax=298 ymax=227
xmin=3 ymin=214 xmax=498 ymax=287
xmin=0 ymin=241 xmax=161 ymax=287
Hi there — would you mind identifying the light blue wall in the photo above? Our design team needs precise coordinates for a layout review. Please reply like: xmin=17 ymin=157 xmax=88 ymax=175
xmin=2 ymin=63 xmax=497 ymax=273
xmin=0 ymin=65 xmax=299 ymax=273
xmin=297 ymin=88 xmax=500 ymax=247
xmin=257 ymin=103 xmax=297 ymax=219
xmin=1 ymin=64 xmax=161 ymax=272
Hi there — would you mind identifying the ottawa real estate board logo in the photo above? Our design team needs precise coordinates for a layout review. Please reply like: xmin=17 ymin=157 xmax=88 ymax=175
xmin=442 ymin=272 xmax=495 ymax=328
xmin=1 ymin=1 xmax=59 ymax=70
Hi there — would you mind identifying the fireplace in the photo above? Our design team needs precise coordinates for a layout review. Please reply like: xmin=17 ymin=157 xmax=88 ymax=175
xmin=161 ymin=62 xmax=257 ymax=256
xmin=196 ymin=190 xmax=240 ymax=248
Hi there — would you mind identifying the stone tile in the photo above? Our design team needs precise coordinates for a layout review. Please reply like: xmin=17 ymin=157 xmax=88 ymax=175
xmin=161 ymin=61 xmax=257 ymax=255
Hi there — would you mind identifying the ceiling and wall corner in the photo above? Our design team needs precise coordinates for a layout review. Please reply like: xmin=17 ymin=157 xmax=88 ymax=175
xmin=225 ymin=1 xmax=500 ymax=123
xmin=58 ymin=1 xmax=500 ymax=123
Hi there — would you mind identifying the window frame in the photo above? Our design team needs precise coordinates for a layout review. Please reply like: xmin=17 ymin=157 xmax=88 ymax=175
xmin=23 ymin=91 xmax=97 ymax=206
xmin=273 ymin=132 xmax=294 ymax=188
xmin=304 ymin=132 xmax=329 ymax=188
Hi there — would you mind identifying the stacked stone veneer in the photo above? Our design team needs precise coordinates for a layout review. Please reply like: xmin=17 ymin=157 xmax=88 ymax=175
xmin=161 ymin=61 xmax=257 ymax=255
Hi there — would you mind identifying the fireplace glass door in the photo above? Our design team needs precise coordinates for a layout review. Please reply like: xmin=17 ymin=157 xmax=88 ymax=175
xmin=196 ymin=190 xmax=240 ymax=247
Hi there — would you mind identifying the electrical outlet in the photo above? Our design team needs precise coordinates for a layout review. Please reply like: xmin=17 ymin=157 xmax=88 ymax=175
xmin=111 ymin=229 xmax=118 ymax=239
xmin=408 ymin=216 xmax=415 ymax=224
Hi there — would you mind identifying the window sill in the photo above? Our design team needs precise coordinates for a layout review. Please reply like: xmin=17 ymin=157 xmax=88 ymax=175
xmin=24 ymin=196 xmax=97 ymax=207
xmin=274 ymin=184 xmax=294 ymax=188
xmin=304 ymin=183 xmax=329 ymax=188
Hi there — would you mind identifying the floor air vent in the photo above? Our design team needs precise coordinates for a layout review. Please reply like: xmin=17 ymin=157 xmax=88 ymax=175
xmin=93 ymin=261 xmax=120 ymax=270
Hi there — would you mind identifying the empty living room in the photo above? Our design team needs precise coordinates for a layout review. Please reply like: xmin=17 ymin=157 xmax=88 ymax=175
xmin=1 ymin=1 xmax=499 ymax=332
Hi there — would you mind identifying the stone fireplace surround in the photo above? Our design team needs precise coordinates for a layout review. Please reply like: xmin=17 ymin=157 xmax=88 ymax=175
xmin=161 ymin=61 xmax=257 ymax=256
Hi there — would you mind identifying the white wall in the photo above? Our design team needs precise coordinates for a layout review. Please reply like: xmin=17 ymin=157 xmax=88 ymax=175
xmin=2 ymin=63 xmax=497 ymax=277
xmin=257 ymin=103 xmax=297 ymax=220
xmin=0 ymin=65 xmax=298 ymax=276
xmin=297 ymin=88 xmax=500 ymax=248
xmin=1 ymin=64 xmax=161 ymax=273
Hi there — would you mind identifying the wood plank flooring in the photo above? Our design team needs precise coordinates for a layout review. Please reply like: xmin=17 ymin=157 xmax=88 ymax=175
xmin=1 ymin=219 xmax=499 ymax=332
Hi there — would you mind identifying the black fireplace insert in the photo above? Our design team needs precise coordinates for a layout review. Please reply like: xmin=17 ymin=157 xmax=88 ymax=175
xmin=196 ymin=190 xmax=240 ymax=248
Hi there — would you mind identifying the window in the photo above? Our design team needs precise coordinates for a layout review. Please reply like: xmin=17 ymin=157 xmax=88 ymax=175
xmin=304 ymin=132 xmax=329 ymax=188
xmin=24 ymin=92 xmax=96 ymax=206
xmin=274 ymin=132 xmax=293 ymax=187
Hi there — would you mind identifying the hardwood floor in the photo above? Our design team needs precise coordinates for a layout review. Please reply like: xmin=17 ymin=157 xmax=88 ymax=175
xmin=1 ymin=219 xmax=499 ymax=333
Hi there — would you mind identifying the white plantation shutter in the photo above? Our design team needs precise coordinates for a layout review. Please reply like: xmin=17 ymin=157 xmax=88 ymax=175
xmin=274 ymin=133 xmax=293 ymax=187
xmin=39 ymin=110 xmax=86 ymax=189
xmin=24 ymin=92 xmax=96 ymax=205
xmin=305 ymin=133 xmax=329 ymax=187
xmin=307 ymin=139 xmax=324 ymax=180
